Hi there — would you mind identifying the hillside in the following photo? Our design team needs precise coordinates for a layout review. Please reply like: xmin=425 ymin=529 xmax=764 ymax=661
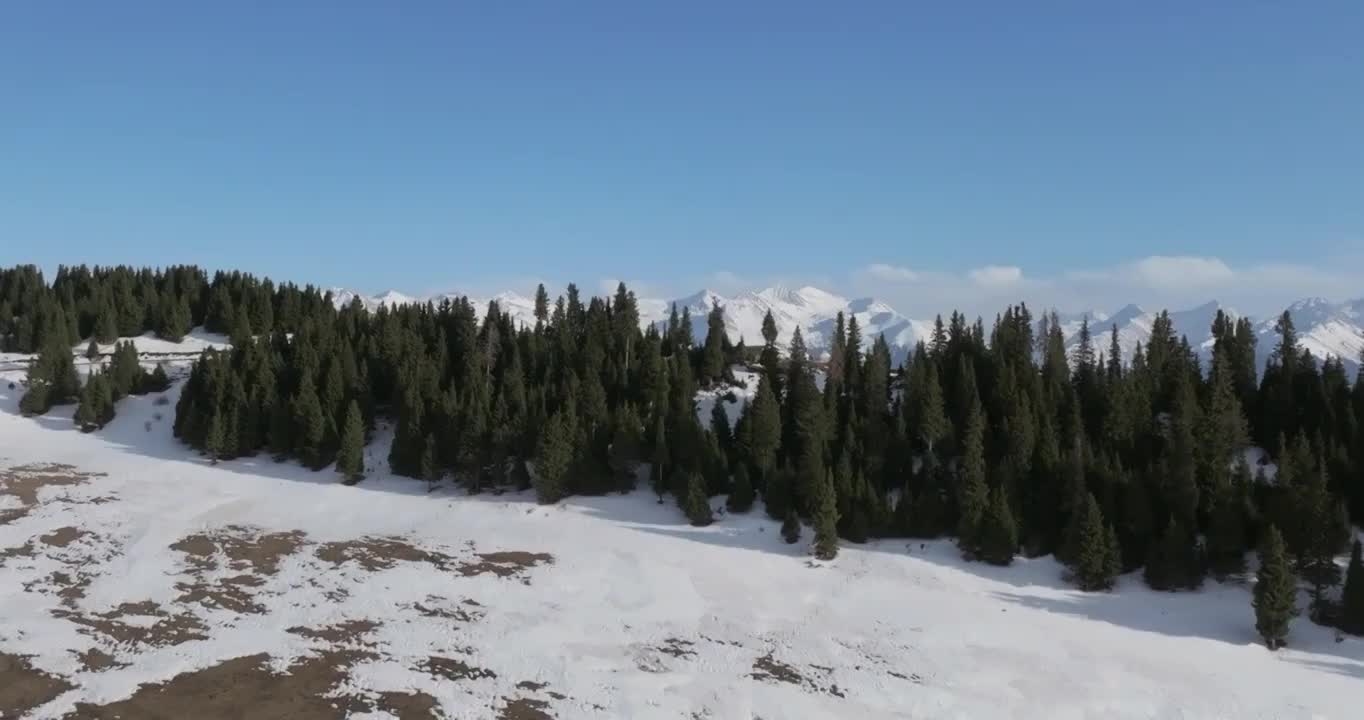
xmin=1 ymin=357 xmax=1362 ymax=719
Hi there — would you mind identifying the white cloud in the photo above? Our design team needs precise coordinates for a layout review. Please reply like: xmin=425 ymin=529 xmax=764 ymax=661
xmin=1129 ymin=256 xmax=1235 ymax=289
xmin=968 ymin=265 xmax=1024 ymax=288
xmin=864 ymin=263 xmax=919 ymax=282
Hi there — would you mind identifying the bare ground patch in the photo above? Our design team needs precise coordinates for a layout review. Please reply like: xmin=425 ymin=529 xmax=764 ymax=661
xmin=171 ymin=526 xmax=306 ymax=615
xmin=316 ymin=537 xmax=553 ymax=584
xmin=423 ymin=655 xmax=498 ymax=682
xmin=287 ymin=619 xmax=380 ymax=646
xmin=52 ymin=600 xmax=208 ymax=648
xmin=0 ymin=463 xmax=105 ymax=524
xmin=40 ymin=526 xmax=93 ymax=548
xmin=498 ymin=696 xmax=554 ymax=720
xmin=73 ymin=648 xmax=128 ymax=672
xmin=411 ymin=594 xmax=486 ymax=623
xmin=63 ymin=651 xmax=437 ymax=720
xmin=751 ymin=651 xmax=845 ymax=698
xmin=0 ymin=652 xmax=74 ymax=718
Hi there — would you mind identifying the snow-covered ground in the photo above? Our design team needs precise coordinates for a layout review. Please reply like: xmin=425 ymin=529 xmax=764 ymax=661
xmin=2 ymin=357 xmax=1362 ymax=719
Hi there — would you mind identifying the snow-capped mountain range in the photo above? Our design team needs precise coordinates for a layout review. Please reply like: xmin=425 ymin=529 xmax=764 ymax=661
xmin=329 ymin=286 xmax=1364 ymax=371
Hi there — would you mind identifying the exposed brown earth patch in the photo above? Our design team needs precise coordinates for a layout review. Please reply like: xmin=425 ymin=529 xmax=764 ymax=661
xmin=658 ymin=637 xmax=697 ymax=658
xmin=66 ymin=650 xmax=441 ymax=720
xmin=0 ymin=653 xmax=74 ymax=718
xmin=74 ymin=648 xmax=127 ymax=672
xmin=498 ymin=696 xmax=554 ymax=720
xmin=52 ymin=600 xmax=208 ymax=648
xmin=751 ymin=652 xmax=806 ymax=685
xmin=316 ymin=537 xmax=552 ymax=584
xmin=316 ymin=535 xmax=457 ymax=572
xmin=0 ymin=540 xmax=35 ymax=563
xmin=412 ymin=594 xmax=485 ymax=623
xmin=0 ymin=464 xmax=104 ymax=524
xmin=423 ymin=655 xmax=498 ymax=682
xmin=24 ymin=570 xmax=90 ymax=607
xmin=170 ymin=526 xmax=305 ymax=615
xmin=459 ymin=551 xmax=554 ymax=584
xmin=40 ymin=526 xmax=92 ymax=548
xmin=286 ymin=619 xmax=380 ymax=646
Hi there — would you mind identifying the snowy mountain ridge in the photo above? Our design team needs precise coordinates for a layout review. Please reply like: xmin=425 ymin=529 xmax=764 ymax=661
xmin=328 ymin=286 xmax=1364 ymax=370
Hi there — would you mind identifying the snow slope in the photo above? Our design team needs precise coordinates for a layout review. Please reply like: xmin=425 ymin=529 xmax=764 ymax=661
xmin=2 ymin=362 xmax=1362 ymax=718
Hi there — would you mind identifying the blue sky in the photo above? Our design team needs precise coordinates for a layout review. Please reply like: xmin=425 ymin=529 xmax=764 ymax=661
xmin=2 ymin=2 xmax=1362 ymax=315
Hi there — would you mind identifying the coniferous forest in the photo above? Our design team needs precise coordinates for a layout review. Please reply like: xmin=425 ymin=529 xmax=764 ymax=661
xmin=5 ymin=263 xmax=1364 ymax=648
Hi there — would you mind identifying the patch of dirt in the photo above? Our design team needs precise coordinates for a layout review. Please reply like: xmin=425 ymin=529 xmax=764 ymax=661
xmin=171 ymin=527 xmax=306 ymax=615
xmin=172 ymin=526 xmax=306 ymax=576
xmin=517 ymin=680 xmax=548 ymax=691
xmin=40 ymin=526 xmax=93 ymax=548
xmin=498 ymin=696 xmax=554 ymax=720
xmin=412 ymin=595 xmax=485 ymax=623
xmin=0 ymin=653 xmax=74 ymax=718
xmin=0 ymin=463 xmax=104 ymax=524
xmin=316 ymin=536 xmax=456 ymax=572
xmin=287 ymin=619 xmax=380 ymax=646
xmin=459 ymin=551 xmax=554 ymax=583
xmin=658 ymin=637 xmax=697 ymax=658
xmin=0 ymin=540 xmax=35 ymax=563
xmin=74 ymin=648 xmax=127 ymax=672
xmin=66 ymin=650 xmax=440 ymax=720
xmin=751 ymin=652 xmax=806 ymax=685
xmin=52 ymin=600 xmax=208 ymax=648
xmin=24 ymin=570 xmax=89 ymax=607
xmin=423 ymin=655 xmax=498 ymax=682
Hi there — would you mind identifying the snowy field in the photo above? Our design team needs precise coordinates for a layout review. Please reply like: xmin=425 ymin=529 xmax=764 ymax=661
xmin=1 ymin=352 xmax=1362 ymax=718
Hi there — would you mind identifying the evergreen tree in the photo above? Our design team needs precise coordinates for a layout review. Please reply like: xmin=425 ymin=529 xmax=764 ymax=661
xmin=1205 ymin=462 xmax=1249 ymax=578
xmin=727 ymin=463 xmax=755 ymax=513
xmin=336 ymin=400 xmax=365 ymax=483
xmin=957 ymin=400 xmax=988 ymax=554
xmin=85 ymin=339 xmax=100 ymax=362
xmin=701 ymin=299 xmax=726 ymax=384
xmin=812 ymin=472 xmax=840 ymax=560
xmin=781 ymin=509 xmax=801 ymax=544
xmin=1341 ymin=539 xmax=1364 ymax=636
xmin=978 ymin=486 xmax=1017 ymax=566
xmin=292 ymin=377 xmax=328 ymax=470
xmin=1072 ymin=493 xmax=1120 ymax=591
xmin=1145 ymin=520 xmax=1203 ymax=591
xmin=650 ymin=414 xmax=668 ymax=502
xmin=682 ymin=471 xmax=713 ymax=526
xmin=1253 ymin=526 xmax=1297 ymax=650
xmin=534 ymin=412 xmax=573 ymax=504
xmin=421 ymin=433 xmax=439 ymax=491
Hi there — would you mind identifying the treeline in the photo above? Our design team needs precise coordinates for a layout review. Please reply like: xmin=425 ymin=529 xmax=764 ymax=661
xmin=6 ymin=264 xmax=1363 ymax=647
xmin=1 ymin=263 xmax=336 ymax=353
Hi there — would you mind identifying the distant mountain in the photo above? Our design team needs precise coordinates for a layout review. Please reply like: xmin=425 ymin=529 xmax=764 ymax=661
xmin=328 ymin=286 xmax=1363 ymax=372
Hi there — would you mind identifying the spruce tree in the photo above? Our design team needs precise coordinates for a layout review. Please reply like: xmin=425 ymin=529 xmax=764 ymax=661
xmin=957 ymin=400 xmax=988 ymax=554
xmin=336 ymin=401 xmax=365 ymax=483
xmin=421 ymin=433 xmax=439 ymax=492
xmin=1072 ymin=493 xmax=1119 ymax=591
xmin=1341 ymin=539 xmax=1364 ymax=636
xmin=85 ymin=339 xmax=101 ymax=362
xmin=1145 ymin=519 xmax=1202 ymax=591
xmin=781 ymin=509 xmax=801 ymax=544
xmin=727 ymin=463 xmax=755 ymax=513
xmin=1205 ymin=465 xmax=1249 ymax=578
xmin=701 ymin=299 xmax=726 ymax=384
xmin=682 ymin=471 xmax=713 ymax=526
xmin=534 ymin=412 xmax=572 ymax=504
xmin=292 ymin=377 xmax=328 ymax=470
xmin=979 ymin=486 xmax=1017 ymax=566
xmin=812 ymin=472 xmax=840 ymax=560
xmin=650 ymin=414 xmax=668 ymax=502
xmin=1253 ymin=526 xmax=1297 ymax=650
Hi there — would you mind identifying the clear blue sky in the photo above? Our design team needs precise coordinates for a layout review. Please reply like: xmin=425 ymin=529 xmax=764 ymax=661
xmin=3 ymin=1 xmax=1362 ymax=299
